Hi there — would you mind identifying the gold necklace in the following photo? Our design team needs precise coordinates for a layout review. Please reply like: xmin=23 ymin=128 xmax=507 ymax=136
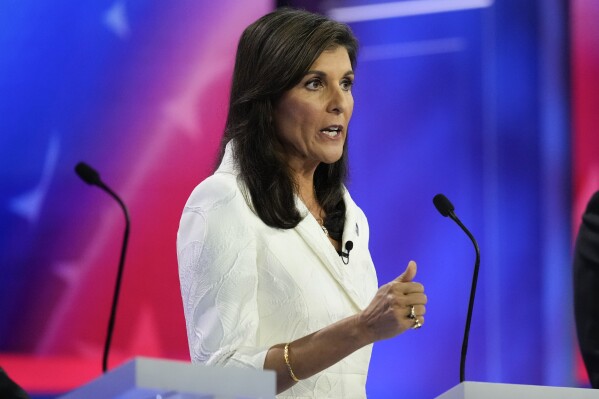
xmin=316 ymin=217 xmax=329 ymax=237
xmin=299 ymin=189 xmax=328 ymax=237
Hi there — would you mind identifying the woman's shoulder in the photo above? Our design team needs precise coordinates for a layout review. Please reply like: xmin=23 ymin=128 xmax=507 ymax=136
xmin=178 ymin=173 xmax=258 ymax=255
xmin=184 ymin=172 xmax=245 ymax=214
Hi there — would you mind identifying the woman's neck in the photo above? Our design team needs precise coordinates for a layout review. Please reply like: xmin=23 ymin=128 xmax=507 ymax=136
xmin=293 ymin=167 xmax=323 ymax=217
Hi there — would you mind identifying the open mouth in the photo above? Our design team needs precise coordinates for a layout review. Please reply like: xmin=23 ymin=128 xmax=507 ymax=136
xmin=320 ymin=125 xmax=343 ymax=138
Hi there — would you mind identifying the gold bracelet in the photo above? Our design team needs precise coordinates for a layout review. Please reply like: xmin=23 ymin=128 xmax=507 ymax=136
xmin=284 ymin=342 xmax=300 ymax=382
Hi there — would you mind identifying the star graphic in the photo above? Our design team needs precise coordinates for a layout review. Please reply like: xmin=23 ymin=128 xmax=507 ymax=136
xmin=9 ymin=133 xmax=60 ymax=224
xmin=104 ymin=0 xmax=130 ymax=39
xmin=161 ymin=58 xmax=229 ymax=140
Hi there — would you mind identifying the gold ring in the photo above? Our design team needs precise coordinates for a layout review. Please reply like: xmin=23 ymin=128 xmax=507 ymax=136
xmin=408 ymin=305 xmax=416 ymax=320
xmin=411 ymin=317 xmax=422 ymax=329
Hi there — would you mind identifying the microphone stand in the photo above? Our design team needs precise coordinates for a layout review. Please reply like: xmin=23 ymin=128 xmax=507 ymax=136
xmin=433 ymin=194 xmax=481 ymax=383
xmin=448 ymin=211 xmax=480 ymax=383
xmin=75 ymin=162 xmax=130 ymax=373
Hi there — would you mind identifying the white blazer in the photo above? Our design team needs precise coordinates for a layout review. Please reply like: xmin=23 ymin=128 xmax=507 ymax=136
xmin=177 ymin=143 xmax=379 ymax=398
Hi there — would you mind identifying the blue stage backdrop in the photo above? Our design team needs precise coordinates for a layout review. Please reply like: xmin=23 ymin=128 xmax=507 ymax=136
xmin=323 ymin=0 xmax=572 ymax=397
xmin=282 ymin=0 xmax=573 ymax=396
xmin=0 ymin=0 xmax=581 ymax=398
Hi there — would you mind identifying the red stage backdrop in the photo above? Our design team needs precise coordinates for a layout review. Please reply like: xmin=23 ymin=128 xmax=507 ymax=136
xmin=572 ymin=0 xmax=599 ymax=386
xmin=0 ymin=0 xmax=272 ymax=393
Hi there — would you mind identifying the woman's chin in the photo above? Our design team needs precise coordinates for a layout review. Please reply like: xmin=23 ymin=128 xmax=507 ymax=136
xmin=319 ymin=151 xmax=344 ymax=165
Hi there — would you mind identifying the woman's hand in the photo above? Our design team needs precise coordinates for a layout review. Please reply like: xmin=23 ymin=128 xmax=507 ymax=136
xmin=265 ymin=261 xmax=426 ymax=392
xmin=358 ymin=261 xmax=427 ymax=342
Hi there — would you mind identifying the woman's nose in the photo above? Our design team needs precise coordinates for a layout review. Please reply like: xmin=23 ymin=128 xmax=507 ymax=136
xmin=327 ymin=86 xmax=350 ymax=114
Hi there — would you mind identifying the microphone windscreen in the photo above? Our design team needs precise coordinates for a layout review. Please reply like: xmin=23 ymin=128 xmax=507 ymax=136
xmin=75 ymin=162 xmax=102 ymax=186
xmin=433 ymin=193 xmax=455 ymax=217
xmin=345 ymin=241 xmax=354 ymax=251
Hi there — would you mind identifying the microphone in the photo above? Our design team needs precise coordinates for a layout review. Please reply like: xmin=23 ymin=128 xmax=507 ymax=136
xmin=433 ymin=193 xmax=480 ymax=383
xmin=341 ymin=240 xmax=353 ymax=265
xmin=75 ymin=162 xmax=102 ymax=186
xmin=75 ymin=162 xmax=130 ymax=373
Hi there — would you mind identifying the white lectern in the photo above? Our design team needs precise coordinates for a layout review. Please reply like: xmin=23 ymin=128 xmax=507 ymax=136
xmin=435 ymin=381 xmax=599 ymax=399
xmin=58 ymin=357 xmax=276 ymax=399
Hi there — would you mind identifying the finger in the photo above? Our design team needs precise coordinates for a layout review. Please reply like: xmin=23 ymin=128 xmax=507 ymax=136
xmin=396 ymin=260 xmax=417 ymax=283
xmin=395 ymin=282 xmax=424 ymax=294
xmin=412 ymin=304 xmax=426 ymax=316
xmin=401 ymin=304 xmax=426 ymax=318
xmin=404 ymin=292 xmax=427 ymax=306
xmin=394 ymin=291 xmax=426 ymax=308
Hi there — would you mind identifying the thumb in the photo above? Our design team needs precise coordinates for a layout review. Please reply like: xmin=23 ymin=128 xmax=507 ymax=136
xmin=396 ymin=260 xmax=417 ymax=282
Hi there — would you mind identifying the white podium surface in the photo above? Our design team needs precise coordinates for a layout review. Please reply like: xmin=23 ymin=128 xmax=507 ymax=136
xmin=435 ymin=381 xmax=599 ymax=399
xmin=58 ymin=357 xmax=276 ymax=399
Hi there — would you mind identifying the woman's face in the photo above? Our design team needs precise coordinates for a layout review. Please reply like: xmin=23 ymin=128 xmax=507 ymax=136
xmin=273 ymin=45 xmax=354 ymax=172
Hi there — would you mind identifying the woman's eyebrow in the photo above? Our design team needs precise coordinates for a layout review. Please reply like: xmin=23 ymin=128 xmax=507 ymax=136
xmin=305 ymin=69 xmax=355 ymax=77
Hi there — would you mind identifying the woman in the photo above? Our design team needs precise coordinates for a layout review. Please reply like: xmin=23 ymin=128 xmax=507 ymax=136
xmin=177 ymin=8 xmax=427 ymax=398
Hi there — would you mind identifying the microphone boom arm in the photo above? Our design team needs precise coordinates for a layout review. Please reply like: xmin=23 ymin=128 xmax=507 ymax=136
xmin=100 ymin=183 xmax=130 ymax=374
xmin=433 ymin=193 xmax=481 ymax=383
xmin=449 ymin=210 xmax=480 ymax=383
xmin=75 ymin=162 xmax=130 ymax=373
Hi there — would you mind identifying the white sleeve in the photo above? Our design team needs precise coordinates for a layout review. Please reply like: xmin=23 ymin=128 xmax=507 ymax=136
xmin=177 ymin=204 xmax=269 ymax=369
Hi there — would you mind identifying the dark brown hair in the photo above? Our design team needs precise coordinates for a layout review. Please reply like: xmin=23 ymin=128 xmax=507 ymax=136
xmin=219 ymin=8 xmax=358 ymax=238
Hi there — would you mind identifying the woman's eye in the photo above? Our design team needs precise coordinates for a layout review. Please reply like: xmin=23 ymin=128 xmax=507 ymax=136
xmin=341 ymin=79 xmax=354 ymax=91
xmin=306 ymin=79 xmax=322 ymax=90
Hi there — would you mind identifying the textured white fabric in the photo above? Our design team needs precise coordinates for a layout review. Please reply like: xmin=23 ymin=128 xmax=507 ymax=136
xmin=177 ymin=143 xmax=379 ymax=398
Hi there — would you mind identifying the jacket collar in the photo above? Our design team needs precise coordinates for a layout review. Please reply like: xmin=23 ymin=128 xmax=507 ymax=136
xmin=217 ymin=140 xmax=368 ymax=309
xmin=294 ymin=192 xmax=368 ymax=310
xmin=215 ymin=140 xmax=238 ymax=176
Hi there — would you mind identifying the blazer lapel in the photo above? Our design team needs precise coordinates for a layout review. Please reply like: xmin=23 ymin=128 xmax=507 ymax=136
xmin=294 ymin=193 xmax=367 ymax=310
xmin=218 ymin=143 xmax=373 ymax=310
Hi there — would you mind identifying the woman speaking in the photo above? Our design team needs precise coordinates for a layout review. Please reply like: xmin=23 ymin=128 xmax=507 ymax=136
xmin=177 ymin=8 xmax=427 ymax=398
